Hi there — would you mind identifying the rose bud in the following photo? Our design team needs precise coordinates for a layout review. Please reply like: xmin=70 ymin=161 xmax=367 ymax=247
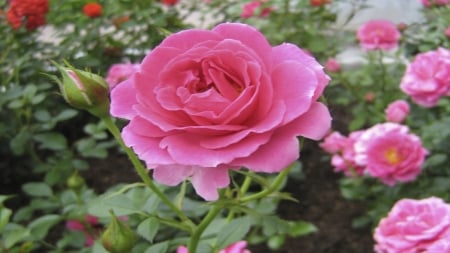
xmin=66 ymin=172 xmax=85 ymax=192
xmin=101 ymin=210 xmax=136 ymax=253
xmin=53 ymin=62 xmax=110 ymax=118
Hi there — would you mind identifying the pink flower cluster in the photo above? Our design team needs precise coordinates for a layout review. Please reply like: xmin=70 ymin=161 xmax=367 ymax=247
xmin=374 ymin=197 xmax=450 ymax=253
xmin=177 ymin=241 xmax=251 ymax=253
xmin=105 ymin=62 xmax=140 ymax=89
xmin=110 ymin=23 xmax=331 ymax=201
xmin=420 ymin=0 xmax=450 ymax=7
xmin=320 ymin=122 xmax=427 ymax=185
xmin=400 ymin=47 xmax=450 ymax=107
xmin=356 ymin=20 xmax=401 ymax=51
xmin=241 ymin=1 xmax=274 ymax=19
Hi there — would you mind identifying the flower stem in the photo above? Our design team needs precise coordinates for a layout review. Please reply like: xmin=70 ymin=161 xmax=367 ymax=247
xmin=188 ymin=204 xmax=222 ymax=253
xmin=240 ymin=164 xmax=293 ymax=203
xmin=101 ymin=116 xmax=195 ymax=230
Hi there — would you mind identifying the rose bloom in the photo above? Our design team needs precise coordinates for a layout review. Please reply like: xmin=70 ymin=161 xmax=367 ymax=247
xmin=324 ymin=58 xmax=341 ymax=73
xmin=66 ymin=215 xmax=100 ymax=247
xmin=400 ymin=47 xmax=450 ymax=107
xmin=241 ymin=1 xmax=273 ymax=19
xmin=310 ymin=0 xmax=331 ymax=7
xmin=6 ymin=0 xmax=49 ymax=31
xmin=161 ymin=0 xmax=179 ymax=6
xmin=354 ymin=123 xmax=427 ymax=186
xmin=374 ymin=197 xmax=450 ymax=253
xmin=105 ymin=63 xmax=140 ymax=89
xmin=356 ymin=20 xmax=401 ymax=50
xmin=110 ymin=23 xmax=331 ymax=200
xmin=321 ymin=131 xmax=365 ymax=176
xmin=177 ymin=241 xmax=251 ymax=253
xmin=420 ymin=0 xmax=450 ymax=7
xmin=445 ymin=26 xmax=450 ymax=38
xmin=385 ymin=99 xmax=410 ymax=123
xmin=83 ymin=3 xmax=102 ymax=18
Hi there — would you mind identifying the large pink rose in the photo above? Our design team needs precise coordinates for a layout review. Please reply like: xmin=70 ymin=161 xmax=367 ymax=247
xmin=400 ymin=48 xmax=450 ymax=107
xmin=356 ymin=20 xmax=401 ymax=50
xmin=385 ymin=99 xmax=410 ymax=123
xmin=374 ymin=197 xmax=450 ymax=253
xmin=354 ymin=123 xmax=427 ymax=186
xmin=110 ymin=23 xmax=331 ymax=200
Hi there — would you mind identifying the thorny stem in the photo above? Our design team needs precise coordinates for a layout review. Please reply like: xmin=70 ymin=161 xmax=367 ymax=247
xmin=101 ymin=116 xmax=195 ymax=230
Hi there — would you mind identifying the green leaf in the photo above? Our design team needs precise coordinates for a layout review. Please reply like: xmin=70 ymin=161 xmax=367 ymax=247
xmin=22 ymin=182 xmax=53 ymax=197
xmin=144 ymin=241 xmax=169 ymax=253
xmin=288 ymin=221 xmax=318 ymax=237
xmin=10 ymin=131 xmax=32 ymax=155
xmin=88 ymin=194 xmax=137 ymax=217
xmin=267 ymin=234 xmax=285 ymax=250
xmin=28 ymin=214 xmax=61 ymax=240
xmin=55 ymin=109 xmax=78 ymax=121
xmin=4 ymin=224 xmax=31 ymax=248
xmin=216 ymin=217 xmax=251 ymax=250
xmin=137 ymin=217 xmax=159 ymax=243
xmin=33 ymin=132 xmax=68 ymax=150
xmin=0 ymin=207 xmax=12 ymax=232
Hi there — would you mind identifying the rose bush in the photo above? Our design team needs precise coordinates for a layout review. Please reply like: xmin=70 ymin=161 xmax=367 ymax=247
xmin=374 ymin=197 xmax=450 ymax=253
xmin=110 ymin=22 xmax=331 ymax=200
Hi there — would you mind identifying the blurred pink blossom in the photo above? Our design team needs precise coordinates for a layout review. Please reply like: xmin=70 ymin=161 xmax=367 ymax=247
xmin=374 ymin=197 xmax=450 ymax=253
xmin=420 ymin=0 xmax=450 ymax=7
xmin=400 ymin=47 xmax=450 ymax=107
xmin=66 ymin=215 xmax=100 ymax=247
xmin=385 ymin=100 xmax=410 ymax=123
xmin=356 ymin=20 xmax=401 ymax=50
xmin=177 ymin=241 xmax=251 ymax=253
xmin=324 ymin=58 xmax=341 ymax=72
xmin=105 ymin=62 xmax=140 ymax=89
xmin=354 ymin=123 xmax=427 ymax=186
xmin=109 ymin=23 xmax=331 ymax=201
xmin=320 ymin=131 xmax=365 ymax=176
xmin=241 ymin=1 xmax=273 ymax=19
xmin=445 ymin=26 xmax=450 ymax=38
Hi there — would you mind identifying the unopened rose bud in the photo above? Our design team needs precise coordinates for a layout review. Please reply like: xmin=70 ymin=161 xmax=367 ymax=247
xmin=66 ymin=172 xmax=85 ymax=192
xmin=101 ymin=210 xmax=136 ymax=253
xmin=53 ymin=62 xmax=110 ymax=118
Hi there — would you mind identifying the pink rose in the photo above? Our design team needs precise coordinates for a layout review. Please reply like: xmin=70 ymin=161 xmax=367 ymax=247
xmin=354 ymin=123 xmax=427 ymax=185
xmin=374 ymin=197 xmax=450 ymax=253
xmin=324 ymin=58 xmax=341 ymax=72
xmin=356 ymin=20 xmax=401 ymax=50
xmin=105 ymin=62 xmax=140 ymax=89
xmin=66 ymin=215 xmax=100 ymax=246
xmin=445 ymin=26 xmax=450 ymax=38
xmin=110 ymin=23 xmax=331 ymax=201
xmin=400 ymin=48 xmax=450 ymax=107
xmin=320 ymin=131 xmax=365 ymax=176
xmin=420 ymin=0 xmax=450 ymax=7
xmin=177 ymin=241 xmax=251 ymax=253
xmin=385 ymin=99 xmax=410 ymax=123
xmin=241 ymin=1 xmax=273 ymax=19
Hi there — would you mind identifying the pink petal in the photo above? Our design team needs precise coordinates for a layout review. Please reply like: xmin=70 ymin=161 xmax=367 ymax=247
xmin=287 ymin=102 xmax=332 ymax=140
xmin=110 ymin=78 xmax=138 ymax=119
xmin=191 ymin=167 xmax=230 ymax=201
xmin=152 ymin=165 xmax=193 ymax=186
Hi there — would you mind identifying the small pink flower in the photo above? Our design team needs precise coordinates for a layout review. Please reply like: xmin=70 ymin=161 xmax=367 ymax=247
xmin=105 ymin=63 xmax=140 ymax=89
xmin=110 ymin=23 xmax=331 ymax=201
xmin=324 ymin=58 xmax=341 ymax=72
xmin=374 ymin=197 xmax=450 ymax=253
xmin=420 ymin=0 xmax=450 ymax=7
xmin=445 ymin=26 xmax=450 ymax=38
xmin=66 ymin=215 xmax=100 ymax=247
xmin=320 ymin=131 xmax=366 ymax=176
xmin=385 ymin=99 xmax=410 ymax=123
xmin=356 ymin=20 xmax=401 ymax=50
xmin=354 ymin=123 xmax=428 ymax=185
xmin=177 ymin=241 xmax=251 ymax=253
xmin=400 ymin=47 xmax=450 ymax=107
xmin=241 ymin=1 xmax=273 ymax=19
xmin=365 ymin=92 xmax=375 ymax=102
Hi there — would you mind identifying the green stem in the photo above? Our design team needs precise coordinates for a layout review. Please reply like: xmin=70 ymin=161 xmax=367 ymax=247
xmin=101 ymin=116 xmax=195 ymax=230
xmin=188 ymin=205 xmax=222 ymax=253
xmin=240 ymin=164 xmax=292 ymax=203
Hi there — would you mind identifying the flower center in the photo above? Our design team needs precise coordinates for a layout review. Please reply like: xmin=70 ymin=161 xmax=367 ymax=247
xmin=384 ymin=147 xmax=401 ymax=165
